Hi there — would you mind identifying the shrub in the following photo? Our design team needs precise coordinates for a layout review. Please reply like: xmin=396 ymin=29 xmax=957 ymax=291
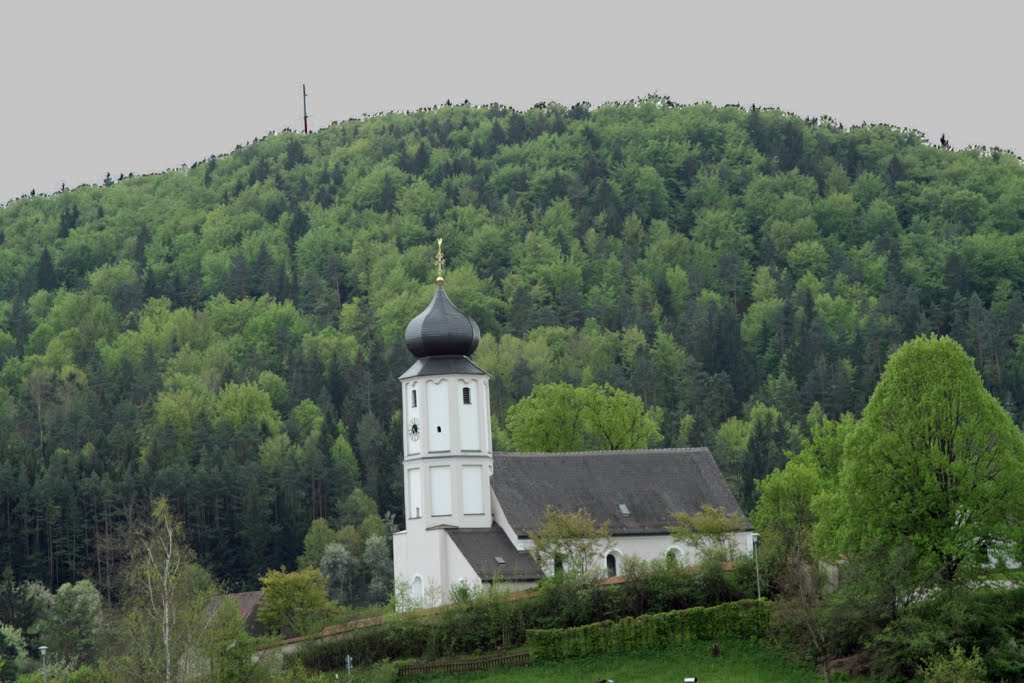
xmin=295 ymin=561 xmax=767 ymax=672
xmin=259 ymin=568 xmax=336 ymax=637
xmin=530 ymin=573 xmax=608 ymax=628
xmin=615 ymin=556 xmax=704 ymax=616
xmin=917 ymin=644 xmax=986 ymax=683
xmin=0 ymin=624 xmax=28 ymax=682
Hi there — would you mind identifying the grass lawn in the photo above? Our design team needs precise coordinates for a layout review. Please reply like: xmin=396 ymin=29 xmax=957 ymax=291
xmin=403 ymin=641 xmax=821 ymax=682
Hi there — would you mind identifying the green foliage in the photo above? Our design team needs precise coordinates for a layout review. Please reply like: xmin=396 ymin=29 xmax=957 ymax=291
xmin=361 ymin=536 xmax=393 ymax=605
xmin=670 ymin=504 xmax=747 ymax=562
xmin=201 ymin=596 xmax=265 ymax=683
xmin=258 ymin=568 xmax=335 ymax=637
xmin=751 ymin=411 xmax=854 ymax=567
xmin=42 ymin=579 xmax=102 ymax=667
xmin=120 ymin=498 xmax=220 ymax=683
xmin=298 ymin=519 xmax=341 ymax=571
xmin=528 ymin=507 xmax=612 ymax=575
xmin=817 ymin=335 xmax=1024 ymax=586
xmin=918 ymin=644 xmax=986 ymax=683
xmin=846 ymin=584 xmax=1024 ymax=681
xmin=761 ymin=338 xmax=1024 ymax=677
xmin=0 ymin=623 xmax=26 ymax=682
xmin=4 ymin=101 xmax=1024 ymax=603
xmin=0 ymin=568 xmax=51 ymax=650
xmin=526 ymin=599 xmax=769 ymax=661
xmin=336 ymin=489 xmax=379 ymax=528
xmin=319 ymin=543 xmax=354 ymax=604
xmin=297 ymin=562 xmax=758 ymax=672
xmin=506 ymin=382 xmax=661 ymax=452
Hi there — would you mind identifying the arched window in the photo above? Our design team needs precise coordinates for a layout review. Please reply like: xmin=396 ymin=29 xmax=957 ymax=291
xmin=666 ymin=547 xmax=682 ymax=566
xmin=411 ymin=576 xmax=424 ymax=600
xmin=606 ymin=553 xmax=618 ymax=578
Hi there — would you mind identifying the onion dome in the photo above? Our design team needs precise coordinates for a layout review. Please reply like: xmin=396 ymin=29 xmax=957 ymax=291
xmin=405 ymin=280 xmax=480 ymax=358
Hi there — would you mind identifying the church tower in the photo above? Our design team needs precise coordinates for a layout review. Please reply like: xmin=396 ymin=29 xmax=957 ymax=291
xmin=398 ymin=241 xmax=493 ymax=534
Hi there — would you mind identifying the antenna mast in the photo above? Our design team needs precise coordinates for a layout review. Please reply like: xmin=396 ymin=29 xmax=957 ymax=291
xmin=302 ymin=84 xmax=310 ymax=134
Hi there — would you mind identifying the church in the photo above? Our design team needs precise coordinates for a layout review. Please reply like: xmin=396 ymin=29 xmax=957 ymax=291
xmin=392 ymin=253 xmax=753 ymax=606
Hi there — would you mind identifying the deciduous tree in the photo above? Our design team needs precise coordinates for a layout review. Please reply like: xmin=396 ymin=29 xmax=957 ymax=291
xmin=506 ymin=383 xmax=660 ymax=452
xmin=43 ymin=579 xmax=102 ymax=667
xmin=818 ymin=335 xmax=1024 ymax=586
xmin=528 ymin=507 xmax=611 ymax=575
xmin=122 ymin=498 xmax=218 ymax=683
xmin=669 ymin=503 xmax=748 ymax=563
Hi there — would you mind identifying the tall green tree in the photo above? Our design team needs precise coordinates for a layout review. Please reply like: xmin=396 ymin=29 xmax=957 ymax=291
xmin=817 ymin=335 xmax=1024 ymax=585
xmin=43 ymin=579 xmax=103 ymax=667
xmin=121 ymin=498 xmax=218 ymax=683
xmin=506 ymin=382 xmax=661 ymax=452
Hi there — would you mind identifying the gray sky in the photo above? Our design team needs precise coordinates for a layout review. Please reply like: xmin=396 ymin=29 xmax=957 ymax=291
xmin=3 ymin=1 xmax=1021 ymax=204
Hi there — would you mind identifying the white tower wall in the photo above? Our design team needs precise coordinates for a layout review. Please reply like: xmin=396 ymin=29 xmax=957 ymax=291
xmin=400 ymin=373 xmax=493 ymax=530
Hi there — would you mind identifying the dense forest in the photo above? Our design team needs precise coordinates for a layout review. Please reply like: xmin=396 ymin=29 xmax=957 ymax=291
xmin=2 ymin=99 xmax=1024 ymax=593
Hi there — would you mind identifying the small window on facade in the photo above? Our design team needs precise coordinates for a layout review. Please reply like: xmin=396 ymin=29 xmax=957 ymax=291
xmin=606 ymin=553 xmax=618 ymax=577
xmin=411 ymin=389 xmax=417 ymax=408
xmin=495 ymin=556 xmax=506 ymax=565
xmin=462 ymin=387 xmax=471 ymax=405
xmin=412 ymin=576 xmax=423 ymax=600
xmin=618 ymin=503 xmax=630 ymax=516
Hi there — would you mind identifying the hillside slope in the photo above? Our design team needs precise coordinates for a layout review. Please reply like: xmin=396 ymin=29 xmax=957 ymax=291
xmin=2 ymin=99 xmax=1024 ymax=589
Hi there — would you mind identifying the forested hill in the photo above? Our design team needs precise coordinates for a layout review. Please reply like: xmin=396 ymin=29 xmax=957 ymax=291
xmin=3 ymin=100 xmax=1024 ymax=591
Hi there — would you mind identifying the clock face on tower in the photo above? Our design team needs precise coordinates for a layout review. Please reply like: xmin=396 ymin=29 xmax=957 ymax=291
xmin=408 ymin=418 xmax=420 ymax=441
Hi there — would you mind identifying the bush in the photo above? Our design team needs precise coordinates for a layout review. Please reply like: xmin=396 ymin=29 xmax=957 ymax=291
xmin=258 ymin=568 xmax=336 ymax=637
xmin=526 ymin=599 xmax=770 ymax=661
xmin=530 ymin=573 xmax=608 ymax=629
xmin=615 ymin=556 xmax=704 ymax=616
xmin=0 ymin=624 xmax=27 ymax=682
xmin=295 ymin=560 xmax=767 ymax=673
xmin=917 ymin=644 xmax=986 ymax=683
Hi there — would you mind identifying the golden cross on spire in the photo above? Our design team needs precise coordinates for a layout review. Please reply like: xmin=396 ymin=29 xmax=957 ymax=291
xmin=434 ymin=237 xmax=446 ymax=284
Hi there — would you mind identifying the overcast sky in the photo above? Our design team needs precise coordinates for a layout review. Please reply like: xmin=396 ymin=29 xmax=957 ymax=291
xmin=2 ymin=1 xmax=1020 ymax=204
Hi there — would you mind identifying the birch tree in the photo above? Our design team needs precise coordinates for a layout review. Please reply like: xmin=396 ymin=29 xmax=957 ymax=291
xmin=123 ymin=498 xmax=217 ymax=683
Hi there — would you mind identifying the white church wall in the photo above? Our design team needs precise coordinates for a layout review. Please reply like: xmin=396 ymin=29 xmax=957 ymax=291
xmin=406 ymin=382 xmax=421 ymax=455
xmin=490 ymin=529 xmax=755 ymax=578
xmin=407 ymin=468 xmax=422 ymax=520
xmin=461 ymin=465 xmax=484 ymax=515
xmin=393 ymin=527 xmax=485 ymax=610
xmin=457 ymin=378 xmax=480 ymax=451
xmin=608 ymin=531 xmax=755 ymax=572
xmin=429 ymin=465 xmax=453 ymax=516
xmin=427 ymin=379 xmax=450 ymax=452
xmin=393 ymin=528 xmax=444 ymax=609
xmin=445 ymin=540 xmax=480 ymax=592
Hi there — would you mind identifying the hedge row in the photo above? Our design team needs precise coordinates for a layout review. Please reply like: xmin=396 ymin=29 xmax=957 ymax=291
xmin=294 ymin=594 xmax=530 ymax=670
xmin=526 ymin=599 xmax=770 ymax=661
xmin=294 ymin=559 xmax=760 ymax=672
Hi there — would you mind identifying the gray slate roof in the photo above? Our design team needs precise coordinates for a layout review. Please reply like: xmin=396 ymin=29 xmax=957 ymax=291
xmin=446 ymin=525 xmax=544 ymax=582
xmin=398 ymin=355 xmax=487 ymax=380
xmin=492 ymin=448 xmax=748 ymax=538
